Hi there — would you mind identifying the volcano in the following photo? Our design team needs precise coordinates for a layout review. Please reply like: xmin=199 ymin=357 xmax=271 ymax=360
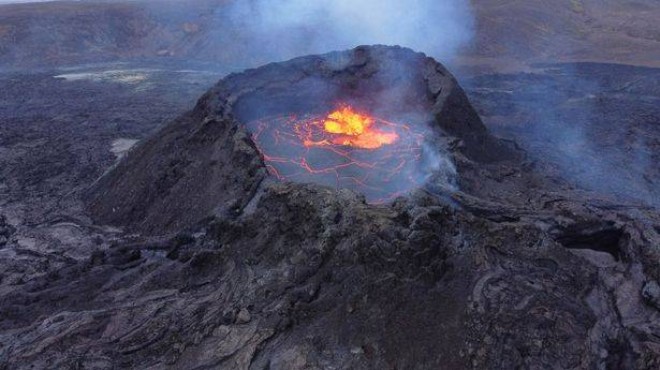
xmin=3 ymin=46 xmax=657 ymax=369
xmin=87 ymin=45 xmax=509 ymax=233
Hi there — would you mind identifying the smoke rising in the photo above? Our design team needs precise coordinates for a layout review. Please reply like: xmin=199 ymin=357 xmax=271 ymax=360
xmin=208 ymin=0 xmax=475 ymax=200
xmin=5 ymin=1 xmax=655 ymax=206
xmin=214 ymin=0 xmax=474 ymax=66
xmin=468 ymin=63 xmax=660 ymax=208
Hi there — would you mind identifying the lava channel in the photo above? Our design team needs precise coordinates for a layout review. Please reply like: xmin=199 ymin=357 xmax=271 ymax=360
xmin=246 ymin=105 xmax=428 ymax=203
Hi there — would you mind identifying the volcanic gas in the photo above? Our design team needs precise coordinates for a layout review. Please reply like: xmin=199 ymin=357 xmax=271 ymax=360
xmin=246 ymin=105 xmax=427 ymax=203
xmin=89 ymin=46 xmax=493 ymax=232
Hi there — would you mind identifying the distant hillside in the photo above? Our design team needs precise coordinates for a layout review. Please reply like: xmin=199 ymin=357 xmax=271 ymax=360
xmin=0 ymin=1 xmax=225 ymax=67
xmin=462 ymin=0 xmax=660 ymax=70
xmin=0 ymin=0 xmax=658 ymax=70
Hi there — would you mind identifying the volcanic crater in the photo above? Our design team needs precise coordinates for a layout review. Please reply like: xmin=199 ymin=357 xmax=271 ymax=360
xmin=2 ymin=44 xmax=659 ymax=369
xmin=87 ymin=45 xmax=510 ymax=233
xmin=233 ymin=46 xmax=457 ymax=203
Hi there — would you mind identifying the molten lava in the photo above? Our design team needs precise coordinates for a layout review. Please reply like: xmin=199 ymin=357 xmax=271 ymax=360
xmin=307 ymin=106 xmax=399 ymax=149
xmin=246 ymin=104 xmax=427 ymax=203
xmin=326 ymin=106 xmax=371 ymax=136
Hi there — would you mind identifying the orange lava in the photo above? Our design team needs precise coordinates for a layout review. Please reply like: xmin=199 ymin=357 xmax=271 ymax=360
xmin=303 ymin=106 xmax=399 ymax=149
xmin=246 ymin=105 xmax=426 ymax=203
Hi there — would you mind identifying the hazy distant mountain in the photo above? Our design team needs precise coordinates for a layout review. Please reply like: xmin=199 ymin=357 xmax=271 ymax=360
xmin=0 ymin=0 xmax=658 ymax=70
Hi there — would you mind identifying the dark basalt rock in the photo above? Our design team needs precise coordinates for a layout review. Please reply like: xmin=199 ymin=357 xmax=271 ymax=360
xmin=2 ymin=47 xmax=659 ymax=369
xmin=0 ymin=215 xmax=15 ymax=248
xmin=86 ymin=45 xmax=514 ymax=235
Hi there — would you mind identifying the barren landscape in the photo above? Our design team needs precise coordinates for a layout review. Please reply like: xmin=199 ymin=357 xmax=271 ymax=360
xmin=0 ymin=1 xmax=659 ymax=369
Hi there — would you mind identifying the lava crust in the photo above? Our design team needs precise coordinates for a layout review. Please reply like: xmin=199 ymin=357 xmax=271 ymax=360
xmin=2 ymin=46 xmax=658 ymax=369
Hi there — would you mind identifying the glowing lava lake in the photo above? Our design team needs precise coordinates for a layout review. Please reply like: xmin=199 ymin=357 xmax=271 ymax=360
xmin=246 ymin=105 xmax=429 ymax=203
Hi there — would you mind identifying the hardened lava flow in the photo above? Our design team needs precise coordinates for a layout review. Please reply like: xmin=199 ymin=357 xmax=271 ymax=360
xmin=3 ymin=44 xmax=652 ymax=370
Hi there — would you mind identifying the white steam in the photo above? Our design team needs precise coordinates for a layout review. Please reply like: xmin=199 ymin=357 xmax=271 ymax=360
xmin=217 ymin=0 xmax=474 ymax=63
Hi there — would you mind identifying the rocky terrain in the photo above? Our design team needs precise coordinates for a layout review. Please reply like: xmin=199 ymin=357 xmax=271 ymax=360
xmin=466 ymin=62 xmax=660 ymax=207
xmin=0 ymin=1 xmax=659 ymax=369
xmin=0 ymin=45 xmax=658 ymax=369
xmin=461 ymin=0 xmax=660 ymax=71
xmin=1 ymin=0 xmax=659 ymax=71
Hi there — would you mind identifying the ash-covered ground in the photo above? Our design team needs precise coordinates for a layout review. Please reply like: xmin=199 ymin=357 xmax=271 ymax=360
xmin=0 ymin=43 xmax=658 ymax=369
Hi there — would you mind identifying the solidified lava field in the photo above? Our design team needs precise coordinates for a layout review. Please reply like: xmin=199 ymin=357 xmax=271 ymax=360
xmin=1 ymin=45 xmax=659 ymax=369
xmin=0 ymin=1 xmax=660 ymax=369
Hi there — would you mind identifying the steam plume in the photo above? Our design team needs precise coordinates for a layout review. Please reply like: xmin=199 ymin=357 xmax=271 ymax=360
xmin=214 ymin=0 xmax=474 ymax=65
